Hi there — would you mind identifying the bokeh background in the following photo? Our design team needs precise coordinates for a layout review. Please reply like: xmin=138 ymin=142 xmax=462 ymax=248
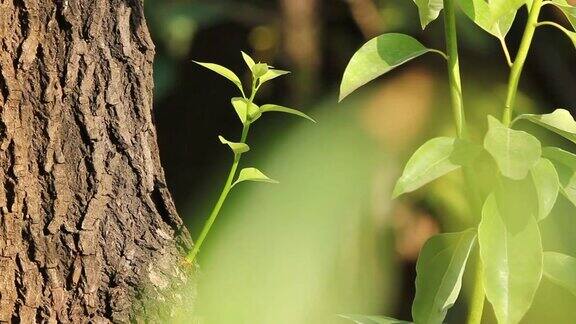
xmin=145 ymin=0 xmax=576 ymax=323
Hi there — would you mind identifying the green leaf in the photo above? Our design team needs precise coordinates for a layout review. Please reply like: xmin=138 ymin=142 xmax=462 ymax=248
xmin=231 ymin=97 xmax=248 ymax=124
xmin=338 ymin=314 xmax=411 ymax=324
xmin=479 ymin=194 xmax=543 ymax=324
xmin=232 ymin=167 xmax=279 ymax=187
xmin=412 ymin=229 xmax=476 ymax=324
xmin=253 ymin=63 xmax=269 ymax=79
xmin=231 ymin=97 xmax=260 ymax=124
xmin=515 ymin=109 xmax=576 ymax=145
xmin=484 ymin=115 xmax=542 ymax=180
xmin=393 ymin=137 xmax=479 ymax=198
xmin=413 ymin=0 xmax=444 ymax=29
xmin=457 ymin=0 xmax=525 ymax=38
xmin=542 ymin=147 xmax=576 ymax=207
xmin=530 ymin=158 xmax=560 ymax=221
xmin=194 ymin=61 xmax=244 ymax=95
xmin=543 ymin=251 xmax=576 ymax=296
xmin=218 ymin=136 xmax=250 ymax=154
xmin=260 ymin=104 xmax=316 ymax=123
xmin=259 ymin=69 xmax=290 ymax=84
xmin=339 ymin=33 xmax=444 ymax=101
xmin=241 ymin=51 xmax=256 ymax=70
xmin=494 ymin=174 xmax=539 ymax=228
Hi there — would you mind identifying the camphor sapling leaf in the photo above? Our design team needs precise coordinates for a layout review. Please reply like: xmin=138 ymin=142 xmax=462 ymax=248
xmin=484 ymin=115 xmax=542 ymax=180
xmin=542 ymin=147 xmax=576 ymax=207
xmin=515 ymin=109 xmax=576 ymax=144
xmin=232 ymin=167 xmax=279 ymax=188
xmin=241 ymin=51 xmax=256 ymax=70
xmin=194 ymin=61 xmax=245 ymax=96
xmin=335 ymin=0 xmax=576 ymax=322
xmin=393 ymin=137 xmax=461 ymax=198
xmin=218 ymin=135 xmax=250 ymax=155
xmin=231 ymin=97 xmax=249 ymax=125
xmin=231 ymin=97 xmax=261 ymax=124
xmin=259 ymin=69 xmax=291 ymax=84
xmin=260 ymin=104 xmax=317 ymax=123
xmin=186 ymin=52 xmax=314 ymax=264
xmin=457 ymin=0 xmax=525 ymax=39
xmin=252 ymin=63 xmax=269 ymax=79
xmin=339 ymin=33 xmax=446 ymax=101
xmin=530 ymin=158 xmax=560 ymax=221
xmin=478 ymin=194 xmax=543 ymax=324
xmin=412 ymin=229 xmax=477 ymax=324
xmin=413 ymin=0 xmax=444 ymax=29
xmin=544 ymin=252 xmax=576 ymax=296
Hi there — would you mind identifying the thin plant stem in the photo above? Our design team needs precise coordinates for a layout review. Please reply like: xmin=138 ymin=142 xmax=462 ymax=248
xmin=467 ymin=251 xmax=485 ymax=324
xmin=499 ymin=37 xmax=513 ymax=67
xmin=442 ymin=1 xmax=486 ymax=322
xmin=442 ymin=0 xmax=482 ymax=214
xmin=502 ymin=0 xmax=543 ymax=126
xmin=186 ymin=124 xmax=251 ymax=263
xmin=443 ymin=0 xmax=467 ymax=138
xmin=536 ymin=21 xmax=574 ymax=39
xmin=187 ymin=78 xmax=258 ymax=264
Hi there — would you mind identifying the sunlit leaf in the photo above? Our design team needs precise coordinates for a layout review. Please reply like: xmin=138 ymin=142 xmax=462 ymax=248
xmin=194 ymin=61 xmax=244 ymax=95
xmin=542 ymin=147 xmax=576 ymax=207
xmin=232 ymin=167 xmax=279 ymax=187
xmin=544 ymin=251 xmax=576 ymax=296
xmin=412 ymin=229 xmax=476 ymax=324
xmin=413 ymin=0 xmax=444 ymax=29
xmin=457 ymin=0 xmax=524 ymax=39
xmin=515 ymin=109 xmax=576 ymax=144
xmin=479 ymin=194 xmax=543 ymax=324
xmin=231 ymin=97 xmax=260 ymax=125
xmin=247 ymin=102 xmax=261 ymax=122
xmin=494 ymin=174 xmax=539 ymax=229
xmin=253 ymin=63 xmax=269 ymax=79
xmin=393 ymin=137 xmax=480 ymax=198
xmin=339 ymin=314 xmax=411 ymax=324
xmin=530 ymin=158 xmax=560 ymax=221
xmin=218 ymin=135 xmax=250 ymax=154
xmin=484 ymin=115 xmax=541 ymax=180
xmin=241 ymin=51 xmax=256 ymax=70
xmin=260 ymin=104 xmax=317 ymax=123
xmin=231 ymin=97 xmax=248 ymax=124
xmin=339 ymin=33 xmax=445 ymax=101
xmin=260 ymin=69 xmax=290 ymax=84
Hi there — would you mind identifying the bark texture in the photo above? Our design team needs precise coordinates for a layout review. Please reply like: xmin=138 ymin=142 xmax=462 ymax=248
xmin=0 ymin=0 xmax=193 ymax=322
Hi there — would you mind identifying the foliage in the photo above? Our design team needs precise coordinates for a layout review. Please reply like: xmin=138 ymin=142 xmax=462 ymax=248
xmin=339 ymin=0 xmax=576 ymax=323
xmin=186 ymin=52 xmax=315 ymax=263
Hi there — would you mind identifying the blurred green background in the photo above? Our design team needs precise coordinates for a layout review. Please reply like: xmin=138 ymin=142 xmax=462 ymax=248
xmin=145 ymin=0 xmax=576 ymax=323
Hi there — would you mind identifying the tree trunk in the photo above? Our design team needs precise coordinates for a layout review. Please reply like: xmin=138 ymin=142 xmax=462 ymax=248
xmin=0 ymin=0 xmax=193 ymax=322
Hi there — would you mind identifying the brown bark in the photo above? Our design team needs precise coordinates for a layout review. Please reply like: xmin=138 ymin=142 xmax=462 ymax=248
xmin=0 ymin=0 xmax=193 ymax=322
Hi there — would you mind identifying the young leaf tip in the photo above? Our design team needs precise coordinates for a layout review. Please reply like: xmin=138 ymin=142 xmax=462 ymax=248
xmin=241 ymin=51 xmax=256 ymax=69
xmin=218 ymin=135 xmax=250 ymax=154
xmin=232 ymin=167 xmax=279 ymax=188
xmin=260 ymin=104 xmax=317 ymax=123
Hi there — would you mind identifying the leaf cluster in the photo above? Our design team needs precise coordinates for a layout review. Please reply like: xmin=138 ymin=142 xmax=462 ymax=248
xmin=194 ymin=52 xmax=315 ymax=186
xmin=338 ymin=1 xmax=576 ymax=323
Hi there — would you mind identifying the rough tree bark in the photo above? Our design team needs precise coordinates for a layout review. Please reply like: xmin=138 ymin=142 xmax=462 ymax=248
xmin=0 ymin=0 xmax=193 ymax=322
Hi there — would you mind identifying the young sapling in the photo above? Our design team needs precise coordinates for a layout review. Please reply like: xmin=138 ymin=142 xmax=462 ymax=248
xmin=186 ymin=52 xmax=315 ymax=264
